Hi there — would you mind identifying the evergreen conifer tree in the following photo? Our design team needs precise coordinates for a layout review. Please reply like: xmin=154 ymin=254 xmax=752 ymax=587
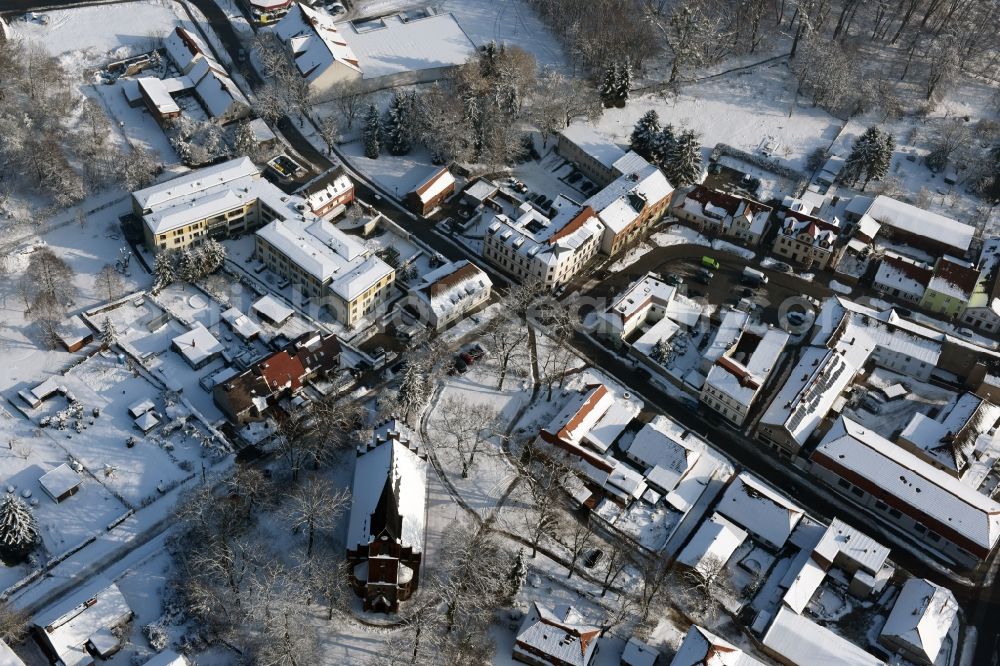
xmin=100 ymin=317 xmax=117 ymax=349
xmin=0 ymin=495 xmax=38 ymax=563
xmin=385 ymin=91 xmax=414 ymax=156
xmin=153 ymin=251 xmax=176 ymax=293
xmin=599 ymin=62 xmax=619 ymax=107
xmin=363 ymin=104 xmax=382 ymax=159
xmin=630 ymin=110 xmax=661 ymax=160
xmin=663 ymin=128 xmax=703 ymax=186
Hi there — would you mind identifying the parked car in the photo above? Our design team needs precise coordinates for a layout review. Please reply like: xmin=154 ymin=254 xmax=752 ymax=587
xmin=469 ymin=344 xmax=486 ymax=360
xmin=665 ymin=274 xmax=684 ymax=286
xmin=459 ymin=352 xmax=474 ymax=365
xmin=786 ymin=311 xmax=807 ymax=326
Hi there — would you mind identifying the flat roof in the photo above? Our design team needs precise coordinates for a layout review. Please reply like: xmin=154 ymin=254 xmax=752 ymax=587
xmin=132 ymin=156 xmax=258 ymax=212
xmin=560 ymin=122 xmax=626 ymax=168
xmin=340 ymin=13 xmax=476 ymax=80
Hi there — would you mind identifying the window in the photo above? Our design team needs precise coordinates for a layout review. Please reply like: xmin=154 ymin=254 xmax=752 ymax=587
xmin=914 ymin=523 xmax=927 ymax=534
xmin=874 ymin=500 xmax=888 ymax=511
xmin=837 ymin=478 xmax=851 ymax=490
xmin=927 ymin=531 xmax=941 ymax=543
xmin=888 ymin=508 xmax=902 ymax=519
xmin=850 ymin=486 xmax=864 ymax=498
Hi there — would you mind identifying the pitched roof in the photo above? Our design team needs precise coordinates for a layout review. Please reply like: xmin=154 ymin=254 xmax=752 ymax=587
xmin=716 ymin=473 xmax=804 ymax=549
xmin=671 ymin=625 xmax=766 ymax=666
xmin=514 ymin=603 xmax=600 ymax=666
xmin=880 ymin=577 xmax=958 ymax=663
xmin=763 ymin=606 xmax=886 ymax=666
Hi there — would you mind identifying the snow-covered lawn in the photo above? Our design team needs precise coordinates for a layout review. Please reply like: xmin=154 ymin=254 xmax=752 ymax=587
xmin=712 ymin=239 xmax=755 ymax=260
xmin=651 ymin=224 xmax=710 ymax=248
xmin=607 ymin=242 xmax=653 ymax=272
xmin=597 ymin=62 xmax=843 ymax=173
xmin=339 ymin=140 xmax=445 ymax=199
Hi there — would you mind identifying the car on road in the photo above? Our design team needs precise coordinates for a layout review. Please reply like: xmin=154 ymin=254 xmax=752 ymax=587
xmin=769 ymin=260 xmax=792 ymax=273
xmin=665 ymin=274 xmax=684 ymax=286
xmin=701 ymin=256 xmax=720 ymax=270
xmin=583 ymin=548 xmax=604 ymax=568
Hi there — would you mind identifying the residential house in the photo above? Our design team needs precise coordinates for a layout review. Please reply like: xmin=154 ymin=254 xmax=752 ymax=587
xmin=771 ymin=210 xmax=840 ymax=269
xmin=34 ymin=582 xmax=134 ymax=666
xmin=846 ymin=195 xmax=973 ymax=259
xmin=213 ymin=331 xmax=341 ymax=424
xmin=811 ymin=416 xmax=1000 ymax=564
xmin=960 ymin=237 xmax=1000 ymax=333
xmin=171 ymin=323 xmax=224 ymax=369
xmin=597 ymin=272 xmax=702 ymax=348
xmin=163 ymin=26 xmax=213 ymax=75
xmin=483 ymin=196 xmax=603 ymax=288
xmin=302 ymin=168 xmax=355 ymax=218
xmin=700 ymin=326 xmax=789 ymax=426
xmin=273 ymin=3 xmax=362 ymax=94
xmin=345 ymin=419 xmax=427 ymax=613
xmin=584 ymin=157 xmax=674 ymax=255
xmin=407 ymin=260 xmax=492 ymax=329
xmin=623 ymin=416 xmax=701 ymax=495
xmin=255 ymin=216 xmax=395 ymax=327
xmin=873 ymin=251 xmax=932 ymax=305
xmin=406 ymin=167 xmax=455 ymax=216
xmin=56 ymin=315 xmax=94 ymax=353
xmin=715 ymin=473 xmax=804 ymax=550
xmin=622 ymin=637 xmax=660 ymax=666
xmin=39 ymin=464 xmax=82 ymax=503
xmin=673 ymin=185 xmax=771 ymax=246
xmin=675 ymin=513 xmax=748 ymax=579
xmin=920 ymin=255 xmax=980 ymax=319
xmin=513 ymin=602 xmax=600 ymax=666
xmin=671 ymin=625 xmax=766 ymax=666
xmin=896 ymin=392 xmax=1000 ymax=488
xmin=879 ymin=578 xmax=959 ymax=665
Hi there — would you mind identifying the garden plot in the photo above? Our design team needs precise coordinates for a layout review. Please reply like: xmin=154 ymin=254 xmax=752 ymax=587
xmin=27 ymin=354 xmax=207 ymax=508
xmin=0 ymin=408 xmax=127 ymax=585
xmin=338 ymin=140 xmax=444 ymax=199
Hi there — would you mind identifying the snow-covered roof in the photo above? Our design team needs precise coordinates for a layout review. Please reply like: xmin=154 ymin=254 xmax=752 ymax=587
xmin=304 ymin=172 xmax=353 ymax=213
xmin=171 ymin=323 xmax=223 ymax=366
xmin=39 ymin=463 xmax=81 ymax=502
xmin=604 ymin=272 xmax=676 ymax=325
xmin=582 ymin=395 xmax=639 ymax=453
xmin=411 ymin=167 xmax=455 ymax=204
xmin=863 ymin=195 xmax=973 ymax=255
xmin=706 ymin=328 xmax=790 ymax=408
xmin=622 ymin=636 xmax=659 ymax=666
xmin=486 ymin=196 xmax=603 ymax=268
xmin=782 ymin=555 xmax=827 ymax=614
xmin=256 ymin=217 xmax=392 ymax=301
xmin=813 ymin=517 xmax=890 ymax=576
xmin=222 ymin=307 xmax=263 ymax=340
xmin=514 ymin=602 xmax=600 ymax=666
xmin=763 ymin=606 xmax=886 ymax=666
xmin=338 ymin=13 xmax=476 ymax=80
xmin=410 ymin=260 xmax=491 ymax=321
xmin=625 ymin=416 xmax=701 ymax=491
xmin=560 ymin=122 xmax=626 ymax=169
xmin=814 ymin=417 xmax=1000 ymax=554
xmin=164 ymin=26 xmax=215 ymax=73
xmin=248 ymin=117 xmax=276 ymax=144
xmin=136 ymin=76 xmax=184 ymax=115
xmin=134 ymin=411 xmax=160 ymax=433
xmin=716 ymin=473 xmax=804 ymax=549
xmin=35 ymin=582 xmax=132 ymax=666
xmin=346 ymin=420 xmax=427 ymax=551
xmin=874 ymin=251 xmax=931 ymax=298
xmin=0 ymin=639 xmax=26 ymax=666
xmin=672 ymin=625 xmax=766 ymax=666
xmin=252 ymin=294 xmax=294 ymax=325
xmin=677 ymin=512 xmax=747 ymax=577
xmin=543 ymin=385 xmax=614 ymax=446
xmin=926 ymin=255 xmax=980 ymax=301
xmin=56 ymin=315 xmax=93 ymax=349
xmin=274 ymin=3 xmax=361 ymax=83
xmin=194 ymin=69 xmax=247 ymax=119
xmin=880 ymin=577 xmax=958 ymax=664
xmin=133 ymin=156 xmax=259 ymax=212
xmin=703 ymin=309 xmax=750 ymax=365
xmin=585 ymin=161 xmax=674 ymax=234
xmin=142 ymin=650 xmax=189 ymax=666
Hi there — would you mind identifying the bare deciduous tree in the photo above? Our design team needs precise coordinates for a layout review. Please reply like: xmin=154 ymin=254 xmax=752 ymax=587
xmin=284 ymin=476 xmax=350 ymax=558
xmin=435 ymin=396 xmax=502 ymax=477
xmin=95 ymin=263 xmax=123 ymax=302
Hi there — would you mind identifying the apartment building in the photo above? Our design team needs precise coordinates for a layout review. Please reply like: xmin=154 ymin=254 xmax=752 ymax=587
xmin=673 ymin=185 xmax=772 ymax=246
xmin=255 ymin=217 xmax=395 ymax=327
xmin=482 ymin=196 xmax=603 ymax=288
xmin=771 ymin=210 xmax=840 ymax=269
xmin=700 ymin=327 xmax=790 ymax=426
